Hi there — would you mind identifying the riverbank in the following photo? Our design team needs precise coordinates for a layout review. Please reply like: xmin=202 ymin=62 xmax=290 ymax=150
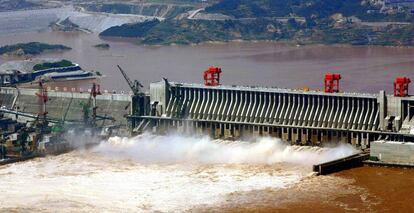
xmin=99 ymin=17 xmax=414 ymax=47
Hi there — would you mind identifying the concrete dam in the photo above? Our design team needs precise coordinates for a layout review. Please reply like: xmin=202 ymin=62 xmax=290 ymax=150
xmin=1 ymin=68 xmax=414 ymax=166
xmin=0 ymin=87 xmax=132 ymax=126
xmin=130 ymin=74 xmax=414 ymax=149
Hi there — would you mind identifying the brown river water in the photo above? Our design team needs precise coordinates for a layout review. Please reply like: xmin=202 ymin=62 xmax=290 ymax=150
xmin=0 ymin=31 xmax=413 ymax=93
xmin=0 ymin=31 xmax=414 ymax=212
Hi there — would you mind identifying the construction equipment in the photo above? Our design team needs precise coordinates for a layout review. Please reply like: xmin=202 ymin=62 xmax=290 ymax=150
xmin=324 ymin=73 xmax=341 ymax=93
xmin=35 ymin=82 xmax=48 ymax=122
xmin=51 ymin=95 xmax=73 ymax=134
xmin=117 ymin=65 xmax=144 ymax=96
xmin=80 ymin=83 xmax=101 ymax=126
xmin=91 ymin=83 xmax=101 ymax=125
xmin=394 ymin=77 xmax=411 ymax=97
xmin=204 ymin=66 xmax=222 ymax=86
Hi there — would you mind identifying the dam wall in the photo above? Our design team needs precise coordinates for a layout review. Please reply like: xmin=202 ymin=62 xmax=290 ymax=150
xmin=131 ymin=80 xmax=414 ymax=147
xmin=0 ymin=87 xmax=132 ymax=126
xmin=370 ymin=141 xmax=414 ymax=165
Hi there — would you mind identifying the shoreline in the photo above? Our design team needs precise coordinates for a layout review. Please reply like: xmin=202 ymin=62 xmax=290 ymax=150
xmin=99 ymin=34 xmax=414 ymax=49
xmin=0 ymin=21 xmax=410 ymax=49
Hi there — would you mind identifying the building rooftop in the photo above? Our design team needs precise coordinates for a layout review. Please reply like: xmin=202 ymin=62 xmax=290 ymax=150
xmin=0 ymin=58 xmax=66 ymax=74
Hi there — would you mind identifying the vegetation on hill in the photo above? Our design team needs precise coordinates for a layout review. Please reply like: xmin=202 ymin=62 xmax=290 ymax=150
xmin=99 ymin=0 xmax=414 ymax=46
xmin=205 ymin=0 xmax=412 ymax=21
xmin=136 ymin=19 xmax=293 ymax=45
xmin=50 ymin=18 xmax=81 ymax=32
xmin=93 ymin=43 xmax=111 ymax=49
xmin=0 ymin=42 xmax=71 ymax=56
xmin=0 ymin=0 xmax=40 ymax=12
xmin=33 ymin=60 xmax=74 ymax=71
xmin=100 ymin=19 xmax=161 ymax=37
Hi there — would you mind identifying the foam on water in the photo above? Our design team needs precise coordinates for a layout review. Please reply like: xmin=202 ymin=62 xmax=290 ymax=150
xmin=95 ymin=133 xmax=357 ymax=165
xmin=0 ymin=134 xmax=357 ymax=212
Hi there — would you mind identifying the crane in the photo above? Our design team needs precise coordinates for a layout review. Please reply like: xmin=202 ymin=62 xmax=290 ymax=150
xmin=35 ymin=82 xmax=48 ymax=122
xmin=117 ymin=65 xmax=144 ymax=96
xmin=79 ymin=83 xmax=114 ymax=127
xmin=80 ymin=83 xmax=101 ymax=126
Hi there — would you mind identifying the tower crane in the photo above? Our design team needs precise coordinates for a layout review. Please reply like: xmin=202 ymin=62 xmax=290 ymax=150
xmin=117 ymin=65 xmax=144 ymax=96
xmin=35 ymin=81 xmax=48 ymax=122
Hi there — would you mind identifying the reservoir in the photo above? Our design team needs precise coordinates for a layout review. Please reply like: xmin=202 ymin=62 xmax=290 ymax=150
xmin=0 ymin=31 xmax=413 ymax=93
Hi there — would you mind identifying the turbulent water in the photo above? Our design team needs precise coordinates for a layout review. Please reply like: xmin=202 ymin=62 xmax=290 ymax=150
xmin=0 ymin=134 xmax=356 ymax=212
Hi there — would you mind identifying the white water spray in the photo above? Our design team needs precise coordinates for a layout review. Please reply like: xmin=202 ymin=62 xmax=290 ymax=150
xmin=94 ymin=133 xmax=358 ymax=166
xmin=0 ymin=133 xmax=359 ymax=212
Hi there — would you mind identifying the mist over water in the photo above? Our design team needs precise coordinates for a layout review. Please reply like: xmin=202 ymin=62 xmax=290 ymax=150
xmin=94 ymin=133 xmax=358 ymax=166
xmin=0 ymin=133 xmax=358 ymax=212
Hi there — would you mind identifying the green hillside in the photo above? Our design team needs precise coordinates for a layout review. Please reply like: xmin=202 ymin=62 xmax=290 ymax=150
xmin=100 ymin=0 xmax=414 ymax=46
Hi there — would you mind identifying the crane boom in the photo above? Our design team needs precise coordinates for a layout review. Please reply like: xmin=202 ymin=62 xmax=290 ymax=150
xmin=117 ymin=65 xmax=143 ymax=96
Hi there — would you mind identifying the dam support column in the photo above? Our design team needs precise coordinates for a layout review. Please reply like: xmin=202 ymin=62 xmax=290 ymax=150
xmin=214 ymin=123 xmax=222 ymax=139
xmin=262 ymin=126 xmax=270 ymax=137
xmin=224 ymin=124 xmax=232 ymax=139
xmin=311 ymin=130 xmax=318 ymax=145
xmin=253 ymin=126 xmax=260 ymax=137
xmin=379 ymin=90 xmax=387 ymax=131
xmin=291 ymin=128 xmax=299 ymax=144
xmin=234 ymin=125 xmax=241 ymax=139
xmin=301 ymin=129 xmax=308 ymax=145
xmin=282 ymin=128 xmax=289 ymax=142
xmin=321 ymin=130 xmax=329 ymax=144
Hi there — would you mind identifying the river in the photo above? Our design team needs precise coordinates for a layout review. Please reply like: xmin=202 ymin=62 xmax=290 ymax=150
xmin=0 ymin=31 xmax=413 ymax=93
xmin=1 ymin=134 xmax=413 ymax=212
xmin=0 ymin=134 xmax=356 ymax=212
xmin=1 ymin=29 xmax=414 ymax=212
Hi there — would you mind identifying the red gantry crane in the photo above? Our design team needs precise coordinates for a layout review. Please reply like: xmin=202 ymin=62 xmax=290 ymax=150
xmin=204 ymin=66 xmax=222 ymax=86
xmin=324 ymin=73 xmax=342 ymax=93
xmin=394 ymin=77 xmax=411 ymax=97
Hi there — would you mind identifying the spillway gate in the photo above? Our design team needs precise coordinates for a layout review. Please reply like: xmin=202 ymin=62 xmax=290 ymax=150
xmin=130 ymin=80 xmax=414 ymax=147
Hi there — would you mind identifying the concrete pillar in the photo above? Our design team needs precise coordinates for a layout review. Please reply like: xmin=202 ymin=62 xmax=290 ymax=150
xmin=262 ymin=126 xmax=270 ymax=137
xmin=350 ymin=132 xmax=358 ymax=146
xmin=234 ymin=125 xmax=241 ymax=139
xmin=224 ymin=124 xmax=232 ymax=139
xmin=311 ymin=129 xmax=318 ymax=144
xmin=282 ymin=128 xmax=289 ymax=141
xmin=291 ymin=128 xmax=299 ymax=143
xmin=321 ymin=130 xmax=329 ymax=144
xmin=378 ymin=90 xmax=386 ymax=131
xmin=341 ymin=132 xmax=348 ymax=143
xmin=196 ymin=122 xmax=204 ymax=135
xmin=253 ymin=125 xmax=260 ymax=137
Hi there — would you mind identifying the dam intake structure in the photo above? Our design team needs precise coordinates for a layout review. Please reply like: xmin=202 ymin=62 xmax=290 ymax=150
xmin=129 ymin=69 xmax=414 ymax=149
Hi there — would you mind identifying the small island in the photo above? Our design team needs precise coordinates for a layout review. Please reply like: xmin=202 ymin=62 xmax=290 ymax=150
xmin=93 ymin=43 xmax=110 ymax=50
xmin=33 ymin=59 xmax=75 ymax=71
xmin=0 ymin=42 xmax=72 ymax=57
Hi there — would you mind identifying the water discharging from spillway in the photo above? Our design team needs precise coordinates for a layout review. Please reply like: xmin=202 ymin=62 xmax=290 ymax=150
xmin=0 ymin=134 xmax=357 ymax=212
